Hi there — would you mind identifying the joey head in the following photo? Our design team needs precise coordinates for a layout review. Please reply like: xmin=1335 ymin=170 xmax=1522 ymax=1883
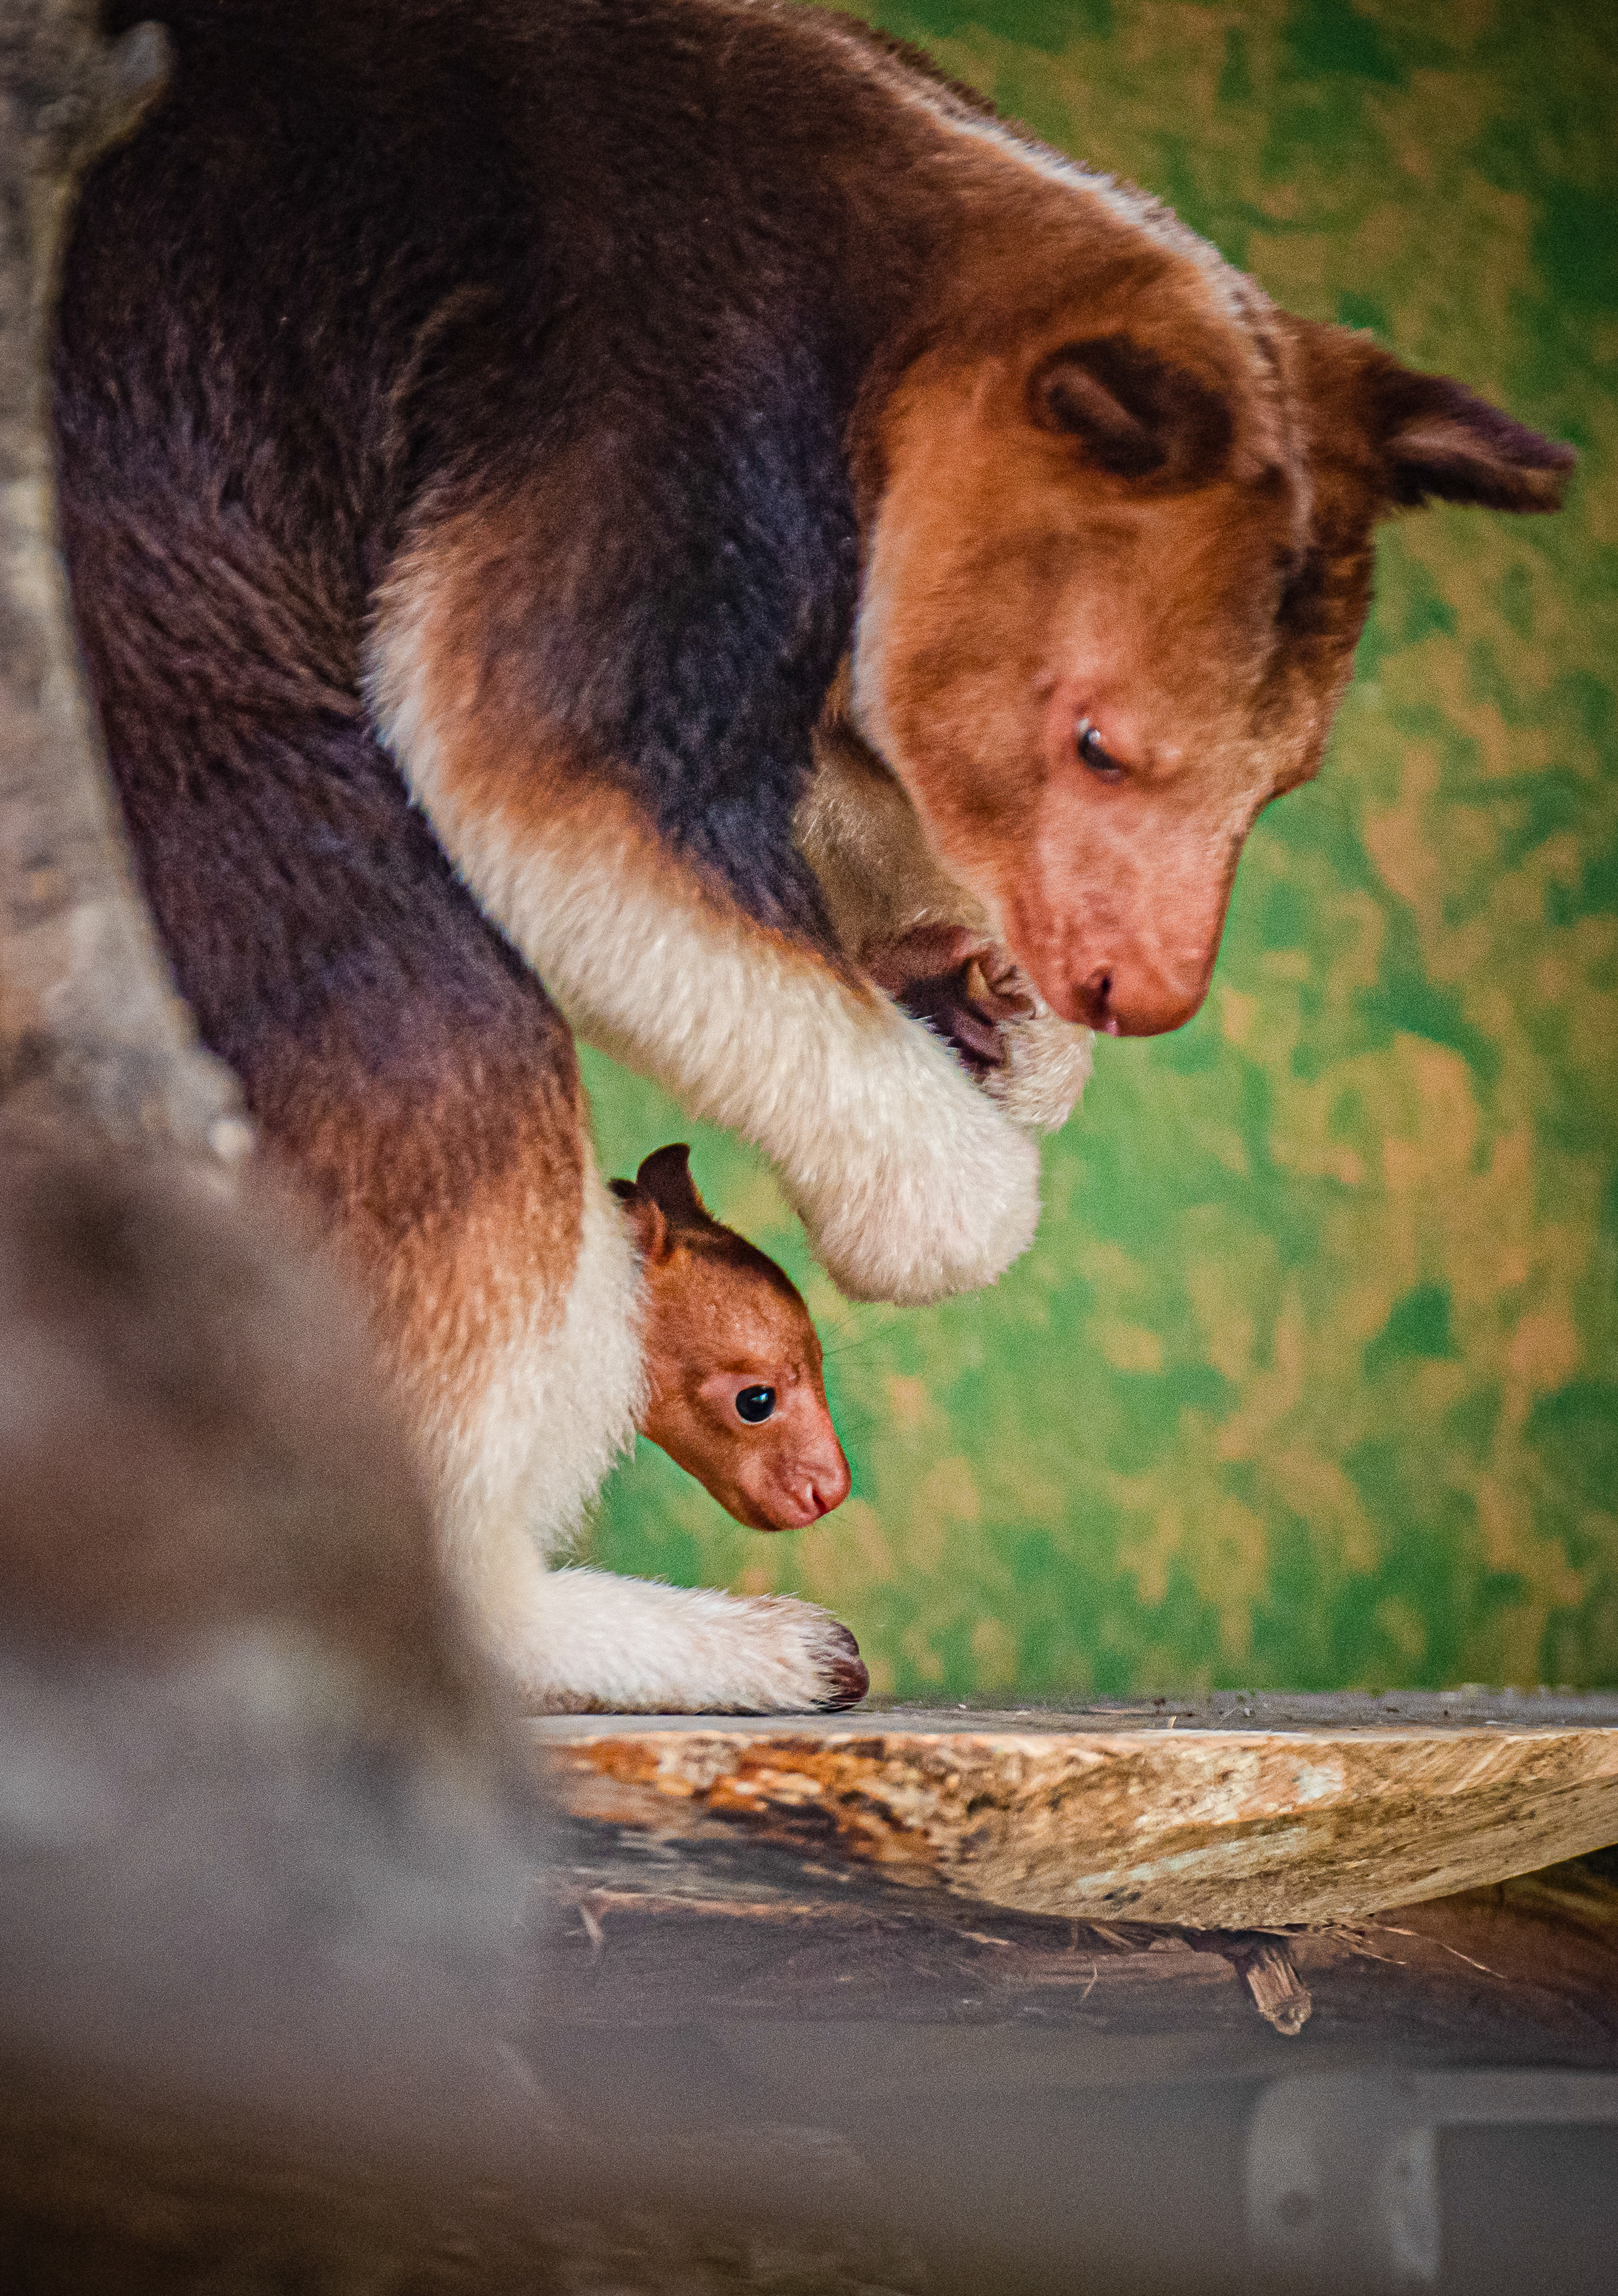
xmin=613 ymin=1147 xmax=852 ymax=1535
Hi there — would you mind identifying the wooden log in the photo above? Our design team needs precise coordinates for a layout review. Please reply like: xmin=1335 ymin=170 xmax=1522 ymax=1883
xmin=7 ymin=1735 xmax=1616 ymax=2289
xmin=531 ymin=1694 xmax=1618 ymax=1929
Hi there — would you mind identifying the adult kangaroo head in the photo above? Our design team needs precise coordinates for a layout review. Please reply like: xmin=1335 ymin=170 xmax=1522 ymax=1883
xmin=850 ymin=174 xmax=1573 ymax=1039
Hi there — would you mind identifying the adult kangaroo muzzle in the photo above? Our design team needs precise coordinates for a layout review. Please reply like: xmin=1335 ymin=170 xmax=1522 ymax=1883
xmin=851 ymin=206 xmax=1573 ymax=1037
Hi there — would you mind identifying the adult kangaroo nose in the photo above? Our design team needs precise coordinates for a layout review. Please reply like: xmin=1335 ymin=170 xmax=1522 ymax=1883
xmin=1073 ymin=958 xmax=1210 ymax=1037
xmin=1075 ymin=968 xmax=1120 ymax=1034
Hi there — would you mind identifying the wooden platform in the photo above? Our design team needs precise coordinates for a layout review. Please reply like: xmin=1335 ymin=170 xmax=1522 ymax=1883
xmin=531 ymin=1691 xmax=1618 ymax=1930
xmin=7 ymin=1698 xmax=1618 ymax=2290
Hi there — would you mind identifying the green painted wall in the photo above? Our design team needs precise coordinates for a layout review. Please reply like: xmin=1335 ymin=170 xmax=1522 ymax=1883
xmin=582 ymin=0 xmax=1618 ymax=1700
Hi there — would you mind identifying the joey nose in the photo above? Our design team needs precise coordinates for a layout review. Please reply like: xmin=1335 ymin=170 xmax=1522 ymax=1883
xmin=812 ymin=1446 xmax=852 ymax=1516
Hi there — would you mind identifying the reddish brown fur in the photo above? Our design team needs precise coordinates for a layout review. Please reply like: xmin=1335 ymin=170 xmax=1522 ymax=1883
xmin=847 ymin=164 xmax=1572 ymax=1039
xmin=613 ymin=1148 xmax=850 ymax=1533
xmin=244 ymin=981 xmax=586 ymax=1436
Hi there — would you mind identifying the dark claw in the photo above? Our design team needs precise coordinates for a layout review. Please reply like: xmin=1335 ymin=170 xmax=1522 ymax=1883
xmin=816 ymin=1622 xmax=869 ymax=1711
xmin=865 ymin=926 xmax=1036 ymax=1080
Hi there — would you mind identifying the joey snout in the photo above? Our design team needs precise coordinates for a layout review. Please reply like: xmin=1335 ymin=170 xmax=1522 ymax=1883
xmin=647 ymin=1370 xmax=851 ymax=1533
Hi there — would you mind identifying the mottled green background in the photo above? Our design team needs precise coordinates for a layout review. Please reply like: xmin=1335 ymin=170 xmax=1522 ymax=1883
xmin=583 ymin=0 xmax=1618 ymax=1699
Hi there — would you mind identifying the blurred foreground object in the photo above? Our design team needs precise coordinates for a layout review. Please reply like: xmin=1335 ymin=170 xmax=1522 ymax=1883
xmin=0 ymin=1 xmax=535 ymax=2244
xmin=0 ymin=0 xmax=241 ymax=1161
xmin=0 ymin=1145 xmax=543 ymax=2198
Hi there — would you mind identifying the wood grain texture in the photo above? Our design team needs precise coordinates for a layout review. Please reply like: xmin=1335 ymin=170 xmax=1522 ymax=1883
xmin=531 ymin=1696 xmax=1618 ymax=1927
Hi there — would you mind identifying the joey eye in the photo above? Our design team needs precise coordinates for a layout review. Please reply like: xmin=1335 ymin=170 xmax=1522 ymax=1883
xmin=1077 ymin=719 xmax=1127 ymax=782
xmin=735 ymin=1385 xmax=776 ymax=1424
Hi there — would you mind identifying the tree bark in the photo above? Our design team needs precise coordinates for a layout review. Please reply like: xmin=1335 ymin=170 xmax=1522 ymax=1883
xmin=0 ymin=0 xmax=246 ymax=1161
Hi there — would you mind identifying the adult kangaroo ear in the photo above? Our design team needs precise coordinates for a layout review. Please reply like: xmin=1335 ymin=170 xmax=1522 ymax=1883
xmin=1365 ymin=346 xmax=1576 ymax=513
xmin=632 ymin=1144 xmax=714 ymax=1234
xmin=1030 ymin=334 xmax=1234 ymax=485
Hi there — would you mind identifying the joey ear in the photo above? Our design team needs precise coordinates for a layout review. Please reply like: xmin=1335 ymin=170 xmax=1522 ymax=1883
xmin=633 ymin=1144 xmax=713 ymax=1233
xmin=1030 ymin=335 xmax=1233 ymax=484
xmin=611 ymin=1178 xmax=672 ymax=1265
xmin=1369 ymin=353 xmax=1575 ymax=513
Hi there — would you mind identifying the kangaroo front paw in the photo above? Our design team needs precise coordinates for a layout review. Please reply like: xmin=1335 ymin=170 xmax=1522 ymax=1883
xmin=505 ymin=1569 xmax=869 ymax=1715
xmin=988 ymin=1000 xmax=1094 ymax=1135
xmin=694 ymin=1592 xmax=870 ymax=1714
xmin=863 ymin=926 xmax=1092 ymax=1133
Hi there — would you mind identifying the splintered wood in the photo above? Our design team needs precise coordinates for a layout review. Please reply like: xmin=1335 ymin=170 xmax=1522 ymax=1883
xmin=531 ymin=1699 xmax=1618 ymax=1929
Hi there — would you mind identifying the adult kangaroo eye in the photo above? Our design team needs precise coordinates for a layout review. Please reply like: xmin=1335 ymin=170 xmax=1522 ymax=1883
xmin=736 ymin=1385 xmax=776 ymax=1423
xmin=1077 ymin=718 xmax=1127 ymax=782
